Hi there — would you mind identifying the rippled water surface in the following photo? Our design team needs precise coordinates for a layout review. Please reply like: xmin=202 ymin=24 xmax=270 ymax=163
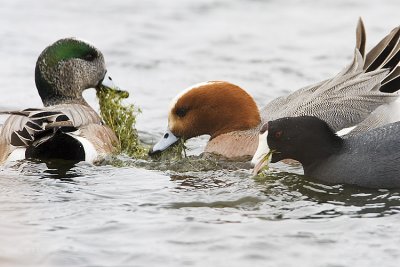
xmin=1 ymin=0 xmax=400 ymax=266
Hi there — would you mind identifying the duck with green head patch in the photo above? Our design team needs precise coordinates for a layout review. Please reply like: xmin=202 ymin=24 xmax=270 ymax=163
xmin=0 ymin=38 xmax=123 ymax=164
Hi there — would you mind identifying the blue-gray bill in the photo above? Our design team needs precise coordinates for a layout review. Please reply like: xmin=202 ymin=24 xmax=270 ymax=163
xmin=99 ymin=73 xmax=129 ymax=97
xmin=148 ymin=128 xmax=180 ymax=155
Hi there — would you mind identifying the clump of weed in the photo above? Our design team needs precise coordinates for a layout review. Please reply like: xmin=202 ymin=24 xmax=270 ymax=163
xmin=97 ymin=86 xmax=147 ymax=158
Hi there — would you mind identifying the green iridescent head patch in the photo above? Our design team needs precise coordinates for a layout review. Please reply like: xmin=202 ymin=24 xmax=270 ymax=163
xmin=40 ymin=38 xmax=99 ymax=67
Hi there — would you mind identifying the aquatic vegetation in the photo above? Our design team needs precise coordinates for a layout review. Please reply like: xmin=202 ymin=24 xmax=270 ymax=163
xmin=150 ymin=139 xmax=187 ymax=161
xmin=97 ymin=86 xmax=147 ymax=158
xmin=101 ymin=152 xmax=251 ymax=173
xmin=97 ymin=86 xmax=189 ymax=161
xmin=252 ymin=150 xmax=273 ymax=177
xmin=253 ymin=168 xmax=269 ymax=180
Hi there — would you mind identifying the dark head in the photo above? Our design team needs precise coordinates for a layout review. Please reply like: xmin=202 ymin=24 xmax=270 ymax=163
xmin=35 ymin=38 xmax=108 ymax=106
xmin=267 ymin=116 xmax=343 ymax=166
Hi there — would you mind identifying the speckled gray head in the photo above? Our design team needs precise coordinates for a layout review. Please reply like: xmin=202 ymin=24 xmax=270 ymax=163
xmin=35 ymin=38 xmax=111 ymax=106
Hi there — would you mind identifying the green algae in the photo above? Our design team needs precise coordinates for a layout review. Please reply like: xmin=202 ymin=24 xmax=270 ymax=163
xmin=96 ymin=86 xmax=191 ymax=161
xmin=253 ymin=164 xmax=270 ymax=179
xmin=150 ymin=139 xmax=187 ymax=161
xmin=99 ymin=153 xmax=251 ymax=173
xmin=97 ymin=86 xmax=147 ymax=158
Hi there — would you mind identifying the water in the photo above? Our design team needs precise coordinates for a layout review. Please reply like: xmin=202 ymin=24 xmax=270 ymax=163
xmin=1 ymin=0 xmax=400 ymax=266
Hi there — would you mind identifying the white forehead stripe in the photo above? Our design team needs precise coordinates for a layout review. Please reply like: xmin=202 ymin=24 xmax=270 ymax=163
xmin=169 ymin=81 xmax=221 ymax=110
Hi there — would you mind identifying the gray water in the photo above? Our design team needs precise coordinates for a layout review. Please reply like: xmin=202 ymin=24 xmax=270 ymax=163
xmin=1 ymin=0 xmax=400 ymax=266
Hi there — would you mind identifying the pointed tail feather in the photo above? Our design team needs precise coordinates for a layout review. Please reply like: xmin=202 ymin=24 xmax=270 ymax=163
xmin=364 ymin=26 xmax=400 ymax=72
xmin=356 ymin=18 xmax=366 ymax=59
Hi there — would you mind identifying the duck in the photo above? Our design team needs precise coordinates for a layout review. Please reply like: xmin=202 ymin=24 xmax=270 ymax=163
xmin=149 ymin=19 xmax=400 ymax=161
xmin=252 ymin=116 xmax=400 ymax=188
xmin=0 ymin=38 xmax=121 ymax=164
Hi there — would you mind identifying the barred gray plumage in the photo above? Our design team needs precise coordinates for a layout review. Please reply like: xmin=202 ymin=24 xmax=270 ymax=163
xmin=261 ymin=19 xmax=400 ymax=135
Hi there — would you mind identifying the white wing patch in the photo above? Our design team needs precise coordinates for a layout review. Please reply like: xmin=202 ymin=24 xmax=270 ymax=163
xmin=67 ymin=133 xmax=98 ymax=163
xmin=336 ymin=126 xmax=357 ymax=137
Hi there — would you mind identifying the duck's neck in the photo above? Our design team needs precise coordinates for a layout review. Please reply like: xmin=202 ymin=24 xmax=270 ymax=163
xmin=299 ymin=139 xmax=343 ymax=175
xmin=204 ymin=127 xmax=259 ymax=161
xmin=41 ymin=94 xmax=89 ymax=107
xmin=36 ymin=70 xmax=89 ymax=107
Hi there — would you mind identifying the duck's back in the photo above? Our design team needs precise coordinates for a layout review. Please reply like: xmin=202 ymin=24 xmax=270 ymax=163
xmin=308 ymin=121 xmax=400 ymax=188
xmin=0 ymin=104 xmax=117 ymax=163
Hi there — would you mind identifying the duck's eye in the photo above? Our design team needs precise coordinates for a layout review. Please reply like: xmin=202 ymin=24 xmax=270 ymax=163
xmin=275 ymin=130 xmax=283 ymax=139
xmin=176 ymin=107 xmax=188 ymax=118
xmin=83 ymin=53 xmax=96 ymax=61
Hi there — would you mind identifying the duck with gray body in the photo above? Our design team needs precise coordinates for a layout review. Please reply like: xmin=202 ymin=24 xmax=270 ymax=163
xmin=265 ymin=116 xmax=400 ymax=188
xmin=252 ymin=21 xmax=400 ymax=166
xmin=152 ymin=20 xmax=400 ymax=161
xmin=261 ymin=22 xmax=400 ymax=133
xmin=0 ymin=38 xmax=120 ymax=164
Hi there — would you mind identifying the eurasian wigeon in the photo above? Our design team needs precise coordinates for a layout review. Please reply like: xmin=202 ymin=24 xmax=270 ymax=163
xmin=150 ymin=20 xmax=400 ymax=161
xmin=0 ymin=38 xmax=121 ymax=164
xmin=252 ymin=116 xmax=400 ymax=188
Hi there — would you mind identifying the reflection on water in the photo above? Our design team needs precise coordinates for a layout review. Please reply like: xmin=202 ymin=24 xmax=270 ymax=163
xmin=99 ymin=155 xmax=400 ymax=219
xmin=9 ymin=159 xmax=86 ymax=181
xmin=2 ymin=154 xmax=400 ymax=266
xmin=1 ymin=0 xmax=400 ymax=266
xmin=256 ymin=170 xmax=400 ymax=219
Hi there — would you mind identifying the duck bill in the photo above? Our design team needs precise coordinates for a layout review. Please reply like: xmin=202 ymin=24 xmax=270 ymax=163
xmin=98 ymin=72 xmax=129 ymax=97
xmin=251 ymin=130 xmax=271 ymax=175
xmin=252 ymin=153 xmax=272 ymax=175
xmin=251 ymin=130 xmax=270 ymax=165
xmin=149 ymin=128 xmax=180 ymax=155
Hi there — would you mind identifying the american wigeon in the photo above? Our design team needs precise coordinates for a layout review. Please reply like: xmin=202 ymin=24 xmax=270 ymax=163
xmin=252 ymin=116 xmax=400 ymax=188
xmin=150 ymin=19 xmax=400 ymax=161
xmin=0 ymin=38 xmax=120 ymax=164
